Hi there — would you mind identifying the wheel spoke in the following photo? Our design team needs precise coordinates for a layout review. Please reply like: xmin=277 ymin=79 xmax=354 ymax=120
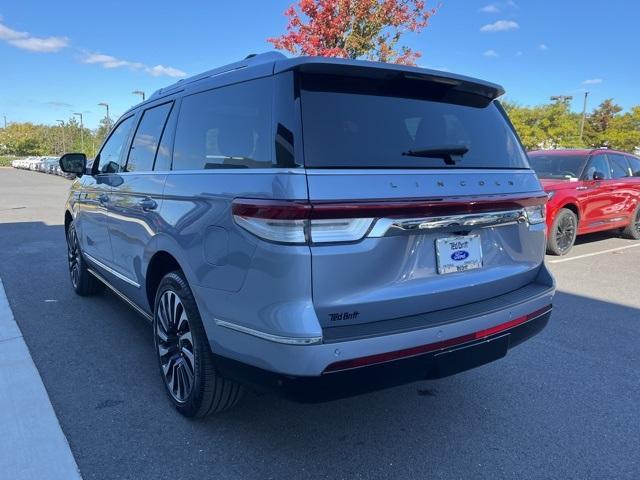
xmin=181 ymin=346 xmax=195 ymax=372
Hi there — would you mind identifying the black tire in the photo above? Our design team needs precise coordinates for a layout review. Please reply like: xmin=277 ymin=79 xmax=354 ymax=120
xmin=621 ymin=205 xmax=640 ymax=240
xmin=66 ymin=221 xmax=104 ymax=296
xmin=153 ymin=271 xmax=243 ymax=417
xmin=547 ymin=208 xmax=578 ymax=256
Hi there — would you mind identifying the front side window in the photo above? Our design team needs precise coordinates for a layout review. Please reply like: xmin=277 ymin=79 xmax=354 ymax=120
xmin=627 ymin=155 xmax=640 ymax=177
xmin=172 ymin=78 xmax=272 ymax=170
xmin=125 ymin=102 xmax=173 ymax=173
xmin=584 ymin=155 xmax=611 ymax=180
xmin=97 ymin=116 xmax=135 ymax=174
xmin=608 ymin=153 xmax=631 ymax=179
xmin=528 ymin=154 xmax=587 ymax=179
xmin=300 ymin=74 xmax=529 ymax=169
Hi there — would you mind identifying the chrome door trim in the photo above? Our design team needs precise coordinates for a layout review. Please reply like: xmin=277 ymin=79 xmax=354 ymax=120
xmin=368 ymin=209 xmax=527 ymax=237
xmin=84 ymin=252 xmax=141 ymax=288
xmin=86 ymin=268 xmax=152 ymax=322
xmin=214 ymin=318 xmax=322 ymax=345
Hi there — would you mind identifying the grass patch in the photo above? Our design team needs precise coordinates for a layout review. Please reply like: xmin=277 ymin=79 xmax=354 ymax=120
xmin=0 ymin=156 xmax=19 ymax=167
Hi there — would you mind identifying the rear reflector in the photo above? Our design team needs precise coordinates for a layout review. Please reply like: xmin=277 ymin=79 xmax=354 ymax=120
xmin=323 ymin=305 xmax=552 ymax=373
xmin=232 ymin=193 xmax=547 ymax=244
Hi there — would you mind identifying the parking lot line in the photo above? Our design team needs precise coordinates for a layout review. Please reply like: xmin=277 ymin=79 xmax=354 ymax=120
xmin=0 ymin=278 xmax=82 ymax=480
xmin=547 ymin=243 xmax=640 ymax=264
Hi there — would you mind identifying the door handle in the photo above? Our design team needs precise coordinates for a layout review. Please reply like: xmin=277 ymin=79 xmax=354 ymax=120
xmin=138 ymin=197 xmax=158 ymax=211
xmin=98 ymin=193 xmax=110 ymax=204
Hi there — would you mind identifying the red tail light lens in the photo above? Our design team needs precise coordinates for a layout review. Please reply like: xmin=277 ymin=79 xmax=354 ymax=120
xmin=232 ymin=194 xmax=547 ymax=245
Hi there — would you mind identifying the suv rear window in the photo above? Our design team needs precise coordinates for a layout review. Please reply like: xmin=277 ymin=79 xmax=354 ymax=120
xmin=300 ymin=74 xmax=528 ymax=169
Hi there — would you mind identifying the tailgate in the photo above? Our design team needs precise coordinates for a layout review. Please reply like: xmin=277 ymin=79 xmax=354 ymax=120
xmin=307 ymin=169 xmax=546 ymax=329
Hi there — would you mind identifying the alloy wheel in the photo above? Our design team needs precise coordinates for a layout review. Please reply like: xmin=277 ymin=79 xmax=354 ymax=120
xmin=555 ymin=214 xmax=576 ymax=253
xmin=635 ymin=210 xmax=640 ymax=236
xmin=156 ymin=290 xmax=196 ymax=403
xmin=67 ymin=227 xmax=80 ymax=288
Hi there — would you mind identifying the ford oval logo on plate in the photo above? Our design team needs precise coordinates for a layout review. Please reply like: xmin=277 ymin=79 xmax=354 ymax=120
xmin=451 ymin=250 xmax=469 ymax=261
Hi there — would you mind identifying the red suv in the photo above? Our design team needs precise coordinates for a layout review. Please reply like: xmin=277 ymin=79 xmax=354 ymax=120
xmin=528 ymin=149 xmax=640 ymax=255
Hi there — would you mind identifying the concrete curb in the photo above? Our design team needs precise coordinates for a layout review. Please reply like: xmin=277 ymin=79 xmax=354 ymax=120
xmin=0 ymin=278 xmax=82 ymax=480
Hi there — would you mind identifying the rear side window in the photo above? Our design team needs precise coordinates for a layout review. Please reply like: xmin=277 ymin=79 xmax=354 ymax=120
xmin=126 ymin=102 xmax=173 ymax=173
xmin=97 ymin=116 xmax=135 ymax=174
xmin=608 ymin=153 xmax=631 ymax=179
xmin=172 ymin=78 xmax=272 ymax=170
xmin=627 ymin=156 xmax=640 ymax=177
xmin=300 ymin=74 xmax=529 ymax=169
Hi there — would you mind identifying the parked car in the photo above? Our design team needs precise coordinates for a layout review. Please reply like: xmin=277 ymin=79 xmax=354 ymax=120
xmin=528 ymin=148 xmax=640 ymax=255
xmin=60 ymin=52 xmax=555 ymax=417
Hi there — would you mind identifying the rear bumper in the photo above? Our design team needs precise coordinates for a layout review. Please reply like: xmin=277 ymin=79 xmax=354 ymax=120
xmin=207 ymin=264 xmax=555 ymax=378
xmin=214 ymin=307 xmax=551 ymax=402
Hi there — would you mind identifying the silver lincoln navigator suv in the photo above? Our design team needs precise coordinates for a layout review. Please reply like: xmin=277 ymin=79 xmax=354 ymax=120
xmin=60 ymin=52 xmax=555 ymax=417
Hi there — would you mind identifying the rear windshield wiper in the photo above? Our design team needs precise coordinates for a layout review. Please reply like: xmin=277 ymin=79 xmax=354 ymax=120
xmin=401 ymin=145 xmax=469 ymax=165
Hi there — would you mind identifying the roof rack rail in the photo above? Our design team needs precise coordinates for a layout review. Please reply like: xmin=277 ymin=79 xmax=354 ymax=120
xmin=148 ymin=51 xmax=287 ymax=100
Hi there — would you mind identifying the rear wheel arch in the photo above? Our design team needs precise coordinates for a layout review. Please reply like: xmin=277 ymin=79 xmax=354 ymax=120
xmin=145 ymin=251 xmax=183 ymax=312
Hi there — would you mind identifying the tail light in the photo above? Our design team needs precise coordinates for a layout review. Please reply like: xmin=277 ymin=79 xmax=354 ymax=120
xmin=232 ymin=199 xmax=373 ymax=244
xmin=524 ymin=204 xmax=546 ymax=224
xmin=232 ymin=194 xmax=548 ymax=245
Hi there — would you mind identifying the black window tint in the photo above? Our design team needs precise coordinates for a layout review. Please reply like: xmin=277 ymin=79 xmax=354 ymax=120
xmin=172 ymin=78 xmax=272 ymax=170
xmin=97 ymin=116 xmax=135 ymax=174
xmin=627 ymin=155 xmax=640 ymax=177
xmin=126 ymin=103 xmax=172 ymax=173
xmin=528 ymin=154 xmax=587 ymax=179
xmin=585 ymin=155 xmax=611 ymax=180
xmin=608 ymin=153 xmax=630 ymax=179
xmin=300 ymin=74 xmax=529 ymax=169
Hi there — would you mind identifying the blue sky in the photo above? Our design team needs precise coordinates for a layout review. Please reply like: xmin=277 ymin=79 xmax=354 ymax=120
xmin=1 ymin=0 xmax=637 ymax=128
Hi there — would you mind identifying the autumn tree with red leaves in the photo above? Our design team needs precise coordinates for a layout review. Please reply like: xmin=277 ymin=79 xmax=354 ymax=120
xmin=268 ymin=0 xmax=439 ymax=66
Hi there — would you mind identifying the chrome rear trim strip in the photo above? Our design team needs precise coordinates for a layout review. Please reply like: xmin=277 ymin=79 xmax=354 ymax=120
xmin=87 ymin=268 xmax=152 ymax=322
xmin=214 ymin=318 xmax=322 ymax=345
xmin=84 ymin=253 xmax=141 ymax=288
xmin=368 ymin=209 xmax=527 ymax=237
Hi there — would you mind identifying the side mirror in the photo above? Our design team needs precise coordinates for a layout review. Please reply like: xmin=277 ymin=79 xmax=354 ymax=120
xmin=592 ymin=171 xmax=605 ymax=181
xmin=59 ymin=153 xmax=87 ymax=177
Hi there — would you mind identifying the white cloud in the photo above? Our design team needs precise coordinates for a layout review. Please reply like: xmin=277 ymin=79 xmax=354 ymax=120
xmin=582 ymin=78 xmax=603 ymax=85
xmin=480 ymin=20 xmax=519 ymax=32
xmin=0 ymin=21 xmax=68 ymax=52
xmin=146 ymin=65 xmax=187 ymax=78
xmin=81 ymin=53 xmax=144 ymax=70
xmin=538 ymin=43 xmax=549 ymax=50
xmin=479 ymin=4 xmax=500 ymax=13
xmin=484 ymin=49 xmax=499 ymax=57
xmin=81 ymin=52 xmax=186 ymax=78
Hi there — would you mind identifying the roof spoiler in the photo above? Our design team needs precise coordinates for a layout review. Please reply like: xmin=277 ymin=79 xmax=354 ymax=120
xmin=276 ymin=58 xmax=505 ymax=105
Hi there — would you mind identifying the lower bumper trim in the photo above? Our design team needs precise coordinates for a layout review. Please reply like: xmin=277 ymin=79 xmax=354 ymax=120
xmin=214 ymin=307 xmax=552 ymax=403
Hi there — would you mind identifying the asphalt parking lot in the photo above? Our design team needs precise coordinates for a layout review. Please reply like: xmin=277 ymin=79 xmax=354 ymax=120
xmin=1 ymin=167 xmax=639 ymax=480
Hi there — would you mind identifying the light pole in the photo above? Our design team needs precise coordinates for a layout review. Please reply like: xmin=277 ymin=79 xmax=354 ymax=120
xmin=73 ymin=112 xmax=84 ymax=152
xmin=2 ymin=115 xmax=6 ymax=129
xmin=579 ymin=91 xmax=590 ymax=143
xmin=98 ymin=102 xmax=110 ymax=127
xmin=132 ymin=90 xmax=145 ymax=102
xmin=56 ymin=120 xmax=66 ymax=153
